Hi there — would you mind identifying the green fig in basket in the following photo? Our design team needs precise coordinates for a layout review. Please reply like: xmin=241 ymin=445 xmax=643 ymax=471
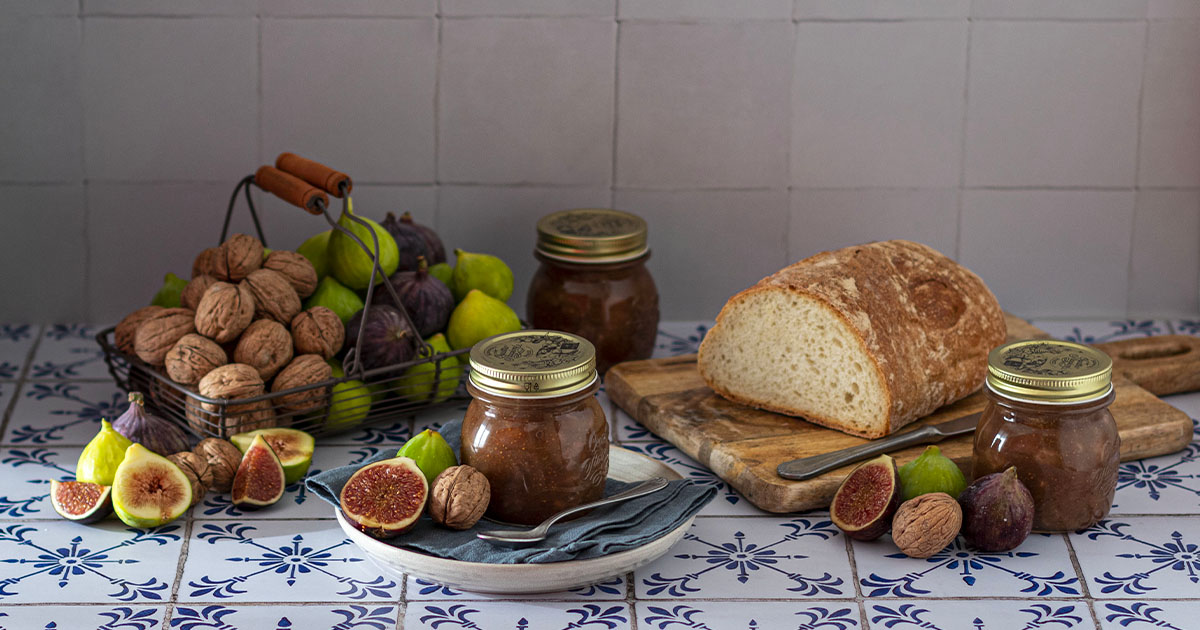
xmin=297 ymin=229 xmax=332 ymax=279
xmin=397 ymin=334 xmax=461 ymax=404
xmin=304 ymin=276 xmax=364 ymax=325
xmin=396 ymin=429 xmax=458 ymax=485
xmin=327 ymin=199 xmax=399 ymax=290
xmin=428 ymin=262 xmax=455 ymax=298
xmin=446 ymin=289 xmax=521 ymax=350
xmin=151 ymin=273 xmax=188 ymax=308
xmin=76 ymin=419 xmax=133 ymax=486
xmin=452 ymin=248 xmax=513 ymax=303
xmin=898 ymin=445 xmax=967 ymax=501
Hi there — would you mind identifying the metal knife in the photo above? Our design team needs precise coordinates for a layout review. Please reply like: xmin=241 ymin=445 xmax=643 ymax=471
xmin=776 ymin=412 xmax=982 ymax=481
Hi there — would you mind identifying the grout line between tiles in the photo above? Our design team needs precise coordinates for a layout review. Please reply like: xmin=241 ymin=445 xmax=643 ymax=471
xmin=1127 ymin=18 xmax=1152 ymax=317
xmin=0 ymin=324 xmax=46 ymax=443
xmin=167 ymin=517 xmax=194 ymax=604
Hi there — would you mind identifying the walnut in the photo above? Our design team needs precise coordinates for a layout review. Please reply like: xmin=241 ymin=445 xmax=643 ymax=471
xmin=195 ymin=281 xmax=255 ymax=344
xmin=290 ymin=307 xmax=345 ymax=359
xmin=133 ymin=308 xmax=197 ymax=366
xmin=196 ymin=363 xmax=276 ymax=437
xmin=168 ymin=451 xmax=210 ymax=506
xmin=165 ymin=333 xmax=227 ymax=385
xmin=192 ymin=247 xmax=219 ymax=279
xmin=193 ymin=438 xmax=243 ymax=493
xmin=263 ymin=250 xmax=318 ymax=298
xmin=271 ymin=354 xmax=333 ymax=413
xmin=115 ymin=305 xmax=165 ymax=355
xmin=892 ymin=492 xmax=962 ymax=559
xmin=211 ymin=233 xmax=263 ymax=282
xmin=233 ymin=319 xmax=293 ymax=381
xmin=429 ymin=465 xmax=491 ymax=530
xmin=242 ymin=269 xmax=301 ymax=325
xmin=181 ymin=274 xmax=218 ymax=311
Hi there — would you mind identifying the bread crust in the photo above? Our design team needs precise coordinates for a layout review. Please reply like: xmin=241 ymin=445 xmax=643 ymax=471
xmin=698 ymin=240 xmax=1006 ymax=438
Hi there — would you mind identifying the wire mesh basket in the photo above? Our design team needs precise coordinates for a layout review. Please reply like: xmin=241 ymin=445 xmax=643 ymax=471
xmin=97 ymin=154 xmax=469 ymax=439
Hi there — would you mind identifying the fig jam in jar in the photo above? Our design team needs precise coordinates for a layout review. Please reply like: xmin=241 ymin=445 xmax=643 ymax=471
xmin=527 ymin=209 xmax=659 ymax=373
xmin=461 ymin=330 xmax=609 ymax=526
xmin=973 ymin=340 xmax=1119 ymax=532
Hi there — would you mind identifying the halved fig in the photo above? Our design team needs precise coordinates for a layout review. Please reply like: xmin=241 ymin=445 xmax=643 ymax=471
xmin=231 ymin=427 xmax=315 ymax=485
xmin=340 ymin=456 xmax=428 ymax=539
xmin=231 ymin=434 xmax=286 ymax=510
xmin=111 ymin=443 xmax=193 ymax=528
xmin=830 ymin=454 xmax=902 ymax=541
xmin=50 ymin=480 xmax=113 ymax=524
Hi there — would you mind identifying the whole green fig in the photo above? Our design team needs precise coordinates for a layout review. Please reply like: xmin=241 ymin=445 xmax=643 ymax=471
xmin=151 ymin=273 xmax=188 ymax=308
xmin=396 ymin=429 xmax=458 ymax=484
xmin=898 ymin=445 xmax=967 ymax=501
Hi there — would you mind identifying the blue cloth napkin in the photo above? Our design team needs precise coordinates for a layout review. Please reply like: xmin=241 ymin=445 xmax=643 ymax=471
xmin=307 ymin=419 xmax=715 ymax=563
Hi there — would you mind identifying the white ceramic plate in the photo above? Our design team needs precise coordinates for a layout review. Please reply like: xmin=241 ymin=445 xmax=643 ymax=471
xmin=335 ymin=445 xmax=692 ymax=594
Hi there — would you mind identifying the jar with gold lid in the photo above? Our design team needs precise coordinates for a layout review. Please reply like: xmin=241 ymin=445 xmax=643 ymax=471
xmin=973 ymin=339 xmax=1119 ymax=532
xmin=526 ymin=209 xmax=660 ymax=373
xmin=461 ymin=330 xmax=609 ymax=525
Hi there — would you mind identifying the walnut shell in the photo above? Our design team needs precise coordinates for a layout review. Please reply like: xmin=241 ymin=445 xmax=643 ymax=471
xmin=892 ymin=492 xmax=962 ymax=559
xmin=134 ymin=308 xmax=197 ymax=366
xmin=195 ymin=281 xmax=256 ymax=344
xmin=115 ymin=305 xmax=165 ymax=355
xmin=211 ymin=233 xmax=263 ymax=282
xmin=181 ymin=274 xmax=218 ymax=311
xmin=192 ymin=247 xmax=219 ymax=279
xmin=193 ymin=438 xmax=243 ymax=493
xmin=291 ymin=307 xmax=345 ymax=360
xmin=196 ymin=363 xmax=275 ymax=437
xmin=271 ymin=354 xmax=333 ymax=413
xmin=263 ymin=250 xmax=318 ymax=298
xmin=165 ymin=333 xmax=227 ymax=385
xmin=430 ymin=465 xmax=491 ymax=530
xmin=168 ymin=451 xmax=210 ymax=506
xmin=243 ymin=268 xmax=302 ymax=325
xmin=233 ymin=319 xmax=293 ymax=381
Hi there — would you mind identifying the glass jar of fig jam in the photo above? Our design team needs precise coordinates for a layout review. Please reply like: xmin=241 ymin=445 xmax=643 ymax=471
xmin=973 ymin=340 xmax=1119 ymax=532
xmin=461 ymin=330 xmax=609 ymax=526
xmin=527 ymin=209 xmax=660 ymax=373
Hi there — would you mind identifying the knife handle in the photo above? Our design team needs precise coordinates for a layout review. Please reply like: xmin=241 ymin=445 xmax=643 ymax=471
xmin=776 ymin=425 xmax=942 ymax=481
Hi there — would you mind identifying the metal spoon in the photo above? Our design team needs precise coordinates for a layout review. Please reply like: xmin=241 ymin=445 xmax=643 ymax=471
xmin=476 ymin=477 xmax=670 ymax=548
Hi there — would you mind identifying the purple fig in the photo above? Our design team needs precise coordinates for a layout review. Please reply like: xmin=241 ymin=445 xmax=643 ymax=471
xmin=381 ymin=211 xmax=444 ymax=271
xmin=345 ymin=304 xmax=418 ymax=372
xmin=373 ymin=256 xmax=454 ymax=337
xmin=959 ymin=466 xmax=1034 ymax=552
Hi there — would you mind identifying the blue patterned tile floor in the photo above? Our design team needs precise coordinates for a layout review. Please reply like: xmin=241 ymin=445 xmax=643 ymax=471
xmin=0 ymin=319 xmax=1197 ymax=629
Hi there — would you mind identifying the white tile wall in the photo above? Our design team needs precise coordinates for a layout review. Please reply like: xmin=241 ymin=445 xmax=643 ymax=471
xmin=0 ymin=5 xmax=1197 ymax=322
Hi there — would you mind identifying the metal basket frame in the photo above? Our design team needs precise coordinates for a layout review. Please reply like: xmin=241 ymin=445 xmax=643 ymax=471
xmin=97 ymin=171 xmax=469 ymax=439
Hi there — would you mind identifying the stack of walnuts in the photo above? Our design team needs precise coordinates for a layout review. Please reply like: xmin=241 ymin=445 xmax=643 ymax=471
xmin=113 ymin=234 xmax=345 ymax=437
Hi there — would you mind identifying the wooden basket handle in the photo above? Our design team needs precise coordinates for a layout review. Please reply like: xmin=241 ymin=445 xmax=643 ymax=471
xmin=253 ymin=165 xmax=327 ymax=215
xmin=275 ymin=152 xmax=352 ymax=198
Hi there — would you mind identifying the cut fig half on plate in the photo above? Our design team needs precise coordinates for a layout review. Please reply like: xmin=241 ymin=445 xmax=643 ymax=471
xmin=830 ymin=453 xmax=902 ymax=541
xmin=340 ymin=456 xmax=429 ymax=539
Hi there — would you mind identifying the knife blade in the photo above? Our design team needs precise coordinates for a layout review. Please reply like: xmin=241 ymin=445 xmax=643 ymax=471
xmin=776 ymin=412 xmax=982 ymax=481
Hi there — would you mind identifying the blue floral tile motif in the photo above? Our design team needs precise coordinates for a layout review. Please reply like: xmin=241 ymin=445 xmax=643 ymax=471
xmin=411 ymin=402 xmax=471 ymax=436
xmin=653 ymin=323 xmax=710 ymax=357
xmin=179 ymin=520 xmax=398 ymax=602
xmin=169 ymin=604 xmax=397 ymax=630
xmin=1112 ymin=420 xmax=1200 ymax=514
xmin=1096 ymin=601 xmax=1196 ymax=630
xmin=406 ymin=575 xmax=625 ymax=600
xmin=413 ymin=603 xmax=630 ymax=630
xmin=635 ymin=517 xmax=852 ymax=599
xmin=0 ymin=447 xmax=79 ymax=518
xmin=869 ymin=602 xmax=1093 ymax=629
xmin=639 ymin=602 xmax=858 ymax=629
xmin=198 ymin=446 xmax=382 ymax=519
xmin=853 ymin=534 xmax=1079 ymax=598
xmin=0 ymin=521 xmax=181 ymax=603
xmin=29 ymin=324 xmax=109 ymax=380
xmin=621 ymin=441 xmax=763 ymax=515
xmin=1074 ymin=520 xmax=1200 ymax=596
xmin=0 ymin=323 xmax=37 ymax=379
xmin=3 ymin=381 xmax=125 ymax=445
xmin=0 ymin=605 xmax=164 ymax=630
xmin=1174 ymin=320 xmax=1199 ymax=336
xmin=325 ymin=415 xmax=413 ymax=445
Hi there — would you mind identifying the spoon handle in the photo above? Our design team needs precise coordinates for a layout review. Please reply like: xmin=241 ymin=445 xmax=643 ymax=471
xmin=537 ymin=477 xmax=670 ymax=532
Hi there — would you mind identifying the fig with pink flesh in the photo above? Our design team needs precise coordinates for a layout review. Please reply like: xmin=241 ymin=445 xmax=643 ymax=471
xmin=830 ymin=454 xmax=903 ymax=541
xmin=50 ymin=480 xmax=113 ymax=524
xmin=959 ymin=466 xmax=1034 ymax=552
xmin=339 ymin=456 xmax=429 ymax=539
xmin=230 ymin=434 xmax=285 ymax=510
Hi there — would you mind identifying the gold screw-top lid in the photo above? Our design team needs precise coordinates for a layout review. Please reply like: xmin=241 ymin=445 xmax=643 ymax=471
xmin=535 ymin=209 xmax=648 ymax=263
xmin=469 ymin=330 xmax=598 ymax=398
xmin=987 ymin=339 xmax=1113 ymax=404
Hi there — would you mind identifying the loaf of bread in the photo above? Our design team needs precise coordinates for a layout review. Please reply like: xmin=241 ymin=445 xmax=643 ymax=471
xmin=697 ymin=240 xmax=1006 ymax=439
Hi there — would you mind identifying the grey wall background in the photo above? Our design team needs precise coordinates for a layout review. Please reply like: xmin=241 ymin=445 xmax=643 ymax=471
xmin=2 ymin=0 xmax=1199 ymax=324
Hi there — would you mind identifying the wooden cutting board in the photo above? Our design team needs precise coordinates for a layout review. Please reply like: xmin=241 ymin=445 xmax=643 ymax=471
xmin=607 ymin=315 xmax=1199 ymax=513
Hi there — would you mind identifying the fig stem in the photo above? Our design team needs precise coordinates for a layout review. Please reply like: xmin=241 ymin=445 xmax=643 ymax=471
xmin=416 ymin=256 xmax=428 ymax=274
xmin=128 ymin=391 xmax=144 ymax=406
